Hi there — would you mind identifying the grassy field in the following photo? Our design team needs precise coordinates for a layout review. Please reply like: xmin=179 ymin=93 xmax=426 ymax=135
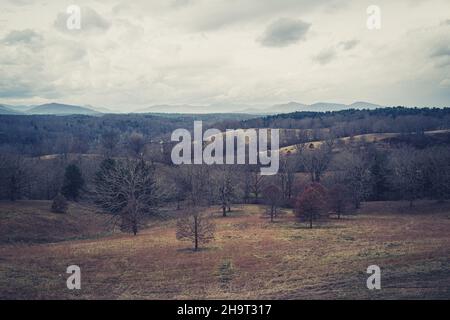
xmin=280 ymin=129 xmax=450 ymax=154
xmin=0 ymin=200 xmax=449 ymax=299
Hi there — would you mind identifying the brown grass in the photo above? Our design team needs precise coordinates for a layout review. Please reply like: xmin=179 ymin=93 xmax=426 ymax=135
xmin=0 ymin=201 xmax=112 ymax=244
xmin=0 ymin=201 xmax=449 ymax=299
xmin=280 ymin=129 xmax=450 ymax=154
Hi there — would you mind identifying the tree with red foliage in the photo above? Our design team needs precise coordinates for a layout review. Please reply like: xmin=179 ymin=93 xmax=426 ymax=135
xmin=328 ymin=184 xmax=352 ymax=219
xmin=294 ymin=183 xmax=327 ymax=228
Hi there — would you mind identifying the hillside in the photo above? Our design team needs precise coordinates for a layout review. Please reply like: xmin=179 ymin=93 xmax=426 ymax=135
xmin=0 ymin=201 xmax=112 ymax=244
xmin=240 ymin=101 xmax=385 ymax=114
xmin=0 ymin=201 xmax=449 ymax=299
xmin=280 ymin=129 xmax=450 ymax=154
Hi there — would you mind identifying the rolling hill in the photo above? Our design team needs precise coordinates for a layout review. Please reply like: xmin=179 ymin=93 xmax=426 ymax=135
xmin=0 ymin=105 xmax=23 ymax=115
xmin=1 ymin=201 xmax=449 ymax=299
xmin=135 ymin=104 xmax=219 ymax=114
xmin=26 ymin=103 xmax=101 ymax=115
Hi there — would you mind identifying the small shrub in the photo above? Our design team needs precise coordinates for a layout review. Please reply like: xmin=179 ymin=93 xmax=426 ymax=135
xmin=51 ymin=194 xmax=68 ymax=213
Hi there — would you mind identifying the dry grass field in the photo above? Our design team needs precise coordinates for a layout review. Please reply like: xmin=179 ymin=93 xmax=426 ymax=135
xmin=280 ymin=129 xmax=450 ymax=154
xmin=0 ymin=200 xmax=449 ymax=299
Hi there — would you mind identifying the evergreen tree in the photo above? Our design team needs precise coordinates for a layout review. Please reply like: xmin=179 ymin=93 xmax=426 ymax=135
xmin=61 ymin=164 xmax=84 ymax=201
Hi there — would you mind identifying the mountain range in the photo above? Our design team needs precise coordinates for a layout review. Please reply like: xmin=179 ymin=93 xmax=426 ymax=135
xmin=0 ymin=105 xmax=23 ymax=115
xmin=134 ymin=101 xmax=385 ymax=114
xmin=0 ymin=103 xmax=102 ymax=116
xmin=0 ymin=101 xmax=387 ymax=116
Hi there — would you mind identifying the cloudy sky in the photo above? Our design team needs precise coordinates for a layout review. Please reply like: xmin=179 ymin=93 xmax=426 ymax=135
xmin=0 ymin=0 xmax=449 ymax=111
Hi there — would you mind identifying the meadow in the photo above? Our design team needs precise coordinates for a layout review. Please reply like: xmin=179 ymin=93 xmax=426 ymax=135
xmin=1 ymin=200 xmax=449 ymax=299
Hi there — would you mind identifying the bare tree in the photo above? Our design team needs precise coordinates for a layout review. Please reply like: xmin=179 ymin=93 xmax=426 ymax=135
xmin=176 ymin=211 xmax=215 ymax=251
xmin=389 ymin=147 xmax=424 ymax=207
xmin=263 ymin=184 xmax=283 ymax=222
xmin=216 ymin=167 xmax=236 ymax=217
xmin=41 ymin=158 xmax=65 ymax=200
xmin=171 ymin=167 xmax=190 ymax=210
xmin=278 ymin=154 xmax=297 ymax=200
xmin=249 ymin=169 xmax=264 ymax=203
xmin=241 ymin=167 xmax=252 ymax=204
xmin=171 ymin=165 xmax=211 ymax=209
xmin=93 ymin=158 xmax=159 ymax=235
xmin=175 ymin=165 xmax=215 ymax=251
xmin=422 ymin=147 xmax=450 ymax=202
xmin=0 ymin=155 xmax=29 ymax=201
xmin=295 ymin=143 xmax=332 ymax=182
xmin=101 ymin=130 xmax=120 ymax=158
xmin=336 ymin=151 xmax=371 ymax=209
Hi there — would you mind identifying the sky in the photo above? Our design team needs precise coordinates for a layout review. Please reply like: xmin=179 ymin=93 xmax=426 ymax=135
xmin=0 ymin=0 xmax=449 ymax=112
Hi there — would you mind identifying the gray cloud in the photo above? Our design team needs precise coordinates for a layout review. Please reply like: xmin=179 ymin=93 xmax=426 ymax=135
xmin=0 ymin=65 xmax=61 ymax=99
xmin=54 ymin=7 xmax=111 ymax=34
xmin=440 ymin=79 xmax=450 ymax=88
xmin=182 ymin=0 xmax=343 ymax=31
xmin=314 ymin=48 xmax=337 ymax=65
xmin=430 ymin=44 xmax=450 ymax=67
xmin=1 ymin=0 xmax=449 ymax=108
xmin=339 ymin=39 xmax=359 ymax=51
xmin=2 ymin=29 xmax=42 ymax=45
xmin=5 ymin=0 xmax=34 ymax=6
xmin=0 ymin=79 xmax=38 ymax=99
xmin=259 ymin=18 xmax=311 ymax=47
xmin=431 ymin=44 xmax=450 ymax=58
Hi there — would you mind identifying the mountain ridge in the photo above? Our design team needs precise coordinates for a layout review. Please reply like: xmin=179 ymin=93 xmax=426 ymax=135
xmin=0 ymin=104 xmax=24 ymax=115
xmin=1 ymin=101 xmax=389 ymax=115
xmin=26 ymin=103 xmax=101 ymax=115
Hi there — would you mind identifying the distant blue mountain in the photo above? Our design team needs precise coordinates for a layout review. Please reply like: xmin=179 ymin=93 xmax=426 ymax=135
xmin=26 ymin=103 xmax=101 ymax=115
xmin=0 ymin=104 xmax=23 ymax=115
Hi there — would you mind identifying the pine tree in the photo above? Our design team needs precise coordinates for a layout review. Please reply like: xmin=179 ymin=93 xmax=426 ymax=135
xmin=61 ymin=164 xmax=84 ymax=201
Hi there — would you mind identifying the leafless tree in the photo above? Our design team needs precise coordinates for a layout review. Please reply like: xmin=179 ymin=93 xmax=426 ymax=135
xmin=263 ymin=184 xmax=283 ymax=222
xmin=249 ymin=169 xmax=264 ymax=203
xmin=389 ymin=147 xmax=424 ymax=207
xmin=101 ymin=130 xmax=120 ymax=158
xmin=41 ymin=158 xmax=65 ymax=200
xmin=278 ymin=154 xmax=297 ymax=200
xmin=0 ymin=155 xmax=29 ymax=201
xmin=241 ymin=167 xmax=252 ymax=204
xmin=295 ymin=143 xmax=332 ymax=182
xmin=176 ymin=211 xmax=215 ymax=251
xmin=170 ymin=167 xmax=189 ymax=210
xmin=216 ymin=167 xmax=236 ymax=217
xmin=93 ymin=158 xmax=160 ymax=235
xmin=175 ymin=165 xmax=215 ymax=251
xmin=335 ymin=151 xmax=372 ymax=209
xmin=421 ymin=147 xmax=450 ymax=202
